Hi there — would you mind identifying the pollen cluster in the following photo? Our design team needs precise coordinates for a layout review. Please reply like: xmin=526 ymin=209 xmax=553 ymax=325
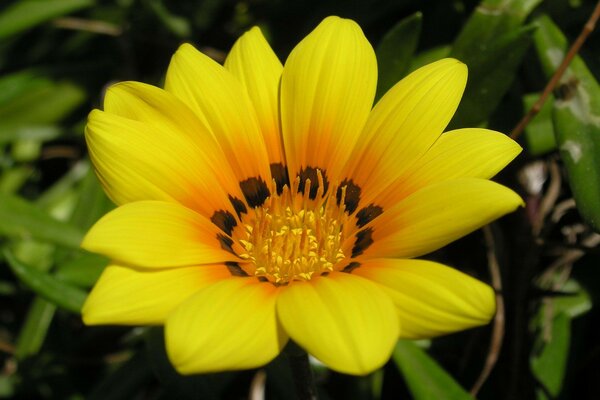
xmin=235 ymin=172 xmax=349 ymax=284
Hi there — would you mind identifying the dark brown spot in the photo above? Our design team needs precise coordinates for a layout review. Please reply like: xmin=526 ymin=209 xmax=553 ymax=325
xmin=342 ymin=262 xmax=361 ymax=273
xmin=352 ymin=228 xmax=374 ymax=257
xmin=217 ymin=233 xmax=235 ymax=254
xmin=356 ymin=204 xmax=383 ymax=228
xmin=298 ymin=166 xmax=329 ymax=199
xmin=211 ymin=210 xmax=236 ymax=235
xmin=336 ymin=179 xmax=361 ymax=214
xmin=554 ymin=77 xmax=579 ymax=101
xmin=228 ymin=195 xmax=247 ymax=217
xmin=270 ymin=163 xmax=290 ymax=195
xmin=239 ymin=177 xmax=270 ymax=208
xmin=320 ymin=271 xmax=330 ymax=277
xmin=258 ymin=276 xmax=269 ymax=282
xmin=225 ymin=262 xmax=248 ymax=277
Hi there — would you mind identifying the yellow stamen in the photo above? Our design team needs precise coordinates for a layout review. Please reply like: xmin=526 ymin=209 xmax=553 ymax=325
xmin=235 ymin=170 xmax=348 ymax=284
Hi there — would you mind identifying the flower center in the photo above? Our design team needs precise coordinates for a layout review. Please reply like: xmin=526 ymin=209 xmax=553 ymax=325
xmin=234 ymin=171 xmax=350 ymax=284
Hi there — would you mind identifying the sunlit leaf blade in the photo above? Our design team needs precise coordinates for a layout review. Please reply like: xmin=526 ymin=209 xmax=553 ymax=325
xmin=523 ymin=92 xmax=557 ymax=156
xmin=393 ymin=341 xmax=473 ymax=400
xmin=69 ymin=165 xmax=113 ymax=231
xmin=375 ymin=12 xmax=422 ymax=100
xmin=54 ymin=251 xmax=108 ymax=288
xmin=0 ymin=78 xmax=85 ymax=131
xmin=4 ymin=249 xmax=86 ymax=313
xmin=531 ymin=313 xmax=570 ymax=398
xmin=0 ymin=166 xmax=33 ymax=195
xmin=14 ymin=298 xmax=56 ymax=360
xmin=0 ymin=0 xmax=94 ymax=39
xmin=0 ymin=192 xmax=84 ymax=248
xmin=533 ymin=15 xmax=600 ymax=231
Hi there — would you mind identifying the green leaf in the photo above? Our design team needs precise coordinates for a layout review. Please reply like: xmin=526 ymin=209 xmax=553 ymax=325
xmin=69 ymin=165 xmax=113 ymax=231
xmin=453 ymin=0 xmax=542 ymax=45
xmin=531 ymin=313 xmax=570 ymax=397
xmin=449 ymin=0 xmax=542 ymax=127
xmin=0 ymin=80 xmax=85 ymax=129
xmin=523 ymin=93 xmax=557 ymax=156
xmin=408 ymin=45 xmax=451 ymax=73
xmin=36 ymin=161 xmax=89 ymax=210
xmin=0 ymin=192 xmax=84 ymax=248
xmin=14 ymin=297 xmax=56 ymax=360
xmin=393 ymin=340 xmax=473 ymax=400
xmin=533 ymin=15 xmax=600 ymax=231
xmin=0 ymin=0 xmax=94 ymax=39
xmin=146 ymin=0 xmax=191 ymax=38
xmin=552 ymin=280 xmax=592 ymax=318
xmin=375 ymin=12 xmax=422 ymax=100
xmin=450 ymin=24 xmax=535 ymax=127
xmin=55 ymin=251 xmax=108 ymax=288
xmin=0 ymin=166 xmax=33 ymax=194
xmin=0 ymin=125 xmax=62 ymax=145
xmin=4 ymin=249 xmax=86 ymax=313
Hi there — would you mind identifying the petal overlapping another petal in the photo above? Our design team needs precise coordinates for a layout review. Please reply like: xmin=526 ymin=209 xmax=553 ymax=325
xmin=343 ymin=58 xmax=467 ymax=208
xmin=82 ymin=201 xmax=236 ymax=268
xmin=166 ymin=43 xmax=272 ymax=185
xmin=357 ymin=179 xmax=523 ymax=259
xmin=85 ymin=108 xmax=241 ymax=218
xmin=82 ymin=264 xmax=230 ymax=325
xmin=165 ymin=278 xmax=286 ymax=374
xmin=276 ymin=272 xmax=399 ymax=375
xmin=375 ymin=128 xmax=522 ymax=207
xmin=353 ymin=259 xmax=495 ymax=338
xmin=280 ymin=16 xmax=377 ymax=185
xmin=225 ymin=27 xmax=285 ymax=166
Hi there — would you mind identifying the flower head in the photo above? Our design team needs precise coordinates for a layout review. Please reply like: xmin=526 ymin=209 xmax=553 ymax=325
xmin=81 ymin=16 xmax=523 ymax=375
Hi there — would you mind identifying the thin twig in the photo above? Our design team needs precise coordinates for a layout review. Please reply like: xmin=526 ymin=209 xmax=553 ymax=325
xmin=249 ymin=370 xmax=267 ymax=400
xmin=510 ymin=0 xmax=600 ymax=140
xmin=0 ymin=339 xmax=15 ymax=355
xmin=533 ymin=160 xmax=561 ymax=236
xmin=471 ymin=225 xmax=505 ymax=397
xmin=52 ymin=17 xmax=122 ymax=36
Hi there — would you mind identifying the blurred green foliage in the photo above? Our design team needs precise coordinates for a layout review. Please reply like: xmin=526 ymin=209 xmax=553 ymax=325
xmin=1 ymin=0 xmax=600 ymax=399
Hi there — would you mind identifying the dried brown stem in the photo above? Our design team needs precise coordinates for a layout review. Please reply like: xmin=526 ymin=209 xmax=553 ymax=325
xmin=52 ymin=17 xmax=122 ymax=36
xmin=510 ymin=0 xmax=600 ymax=140
xmin=471 ymin=225 xmax=505 ymax=396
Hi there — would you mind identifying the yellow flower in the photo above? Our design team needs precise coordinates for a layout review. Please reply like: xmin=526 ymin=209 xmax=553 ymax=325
xmin=81 ymin=16 xmax=523 ymax=375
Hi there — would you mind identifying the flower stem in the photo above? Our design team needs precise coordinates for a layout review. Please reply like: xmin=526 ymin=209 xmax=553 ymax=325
xmin=285 ymin=342 xmax=317 ymax=400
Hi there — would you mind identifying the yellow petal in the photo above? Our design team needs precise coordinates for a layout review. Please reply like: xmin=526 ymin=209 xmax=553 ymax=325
xmin=276 ymin=272 xmax=399 ymax=375
xmin=82 ymin=264 xmax=230 ymax=325
xmin=165 ymin=43 xmax=272 ymax=186
xmin=82 ymin=201 xmax=236 ymax=268
xmin=353 ymin=259 xmax=495 ymax=338
xmin=376 ymin=128 xmax=522 ymax=207
xmin=359 ymin=179 xmax=523 ymax=259
xmin=343 ymin=59 xmax=467 ymax=207
xmin=280 ymin=16 xmax=377 ymax=186
xmin=166 ymin=278 xmax=286 ymax=374
xmin=86 ymin=109 xmax=240 ymax=218
xmin=225 ymin=27 xmax=285 ymax=166
xmin=103 ymin=81 xmax=243 ymax=204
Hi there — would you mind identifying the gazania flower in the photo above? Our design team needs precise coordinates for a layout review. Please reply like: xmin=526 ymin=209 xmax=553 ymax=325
xmin=81 ymin=16 xmax=522 ymax=375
